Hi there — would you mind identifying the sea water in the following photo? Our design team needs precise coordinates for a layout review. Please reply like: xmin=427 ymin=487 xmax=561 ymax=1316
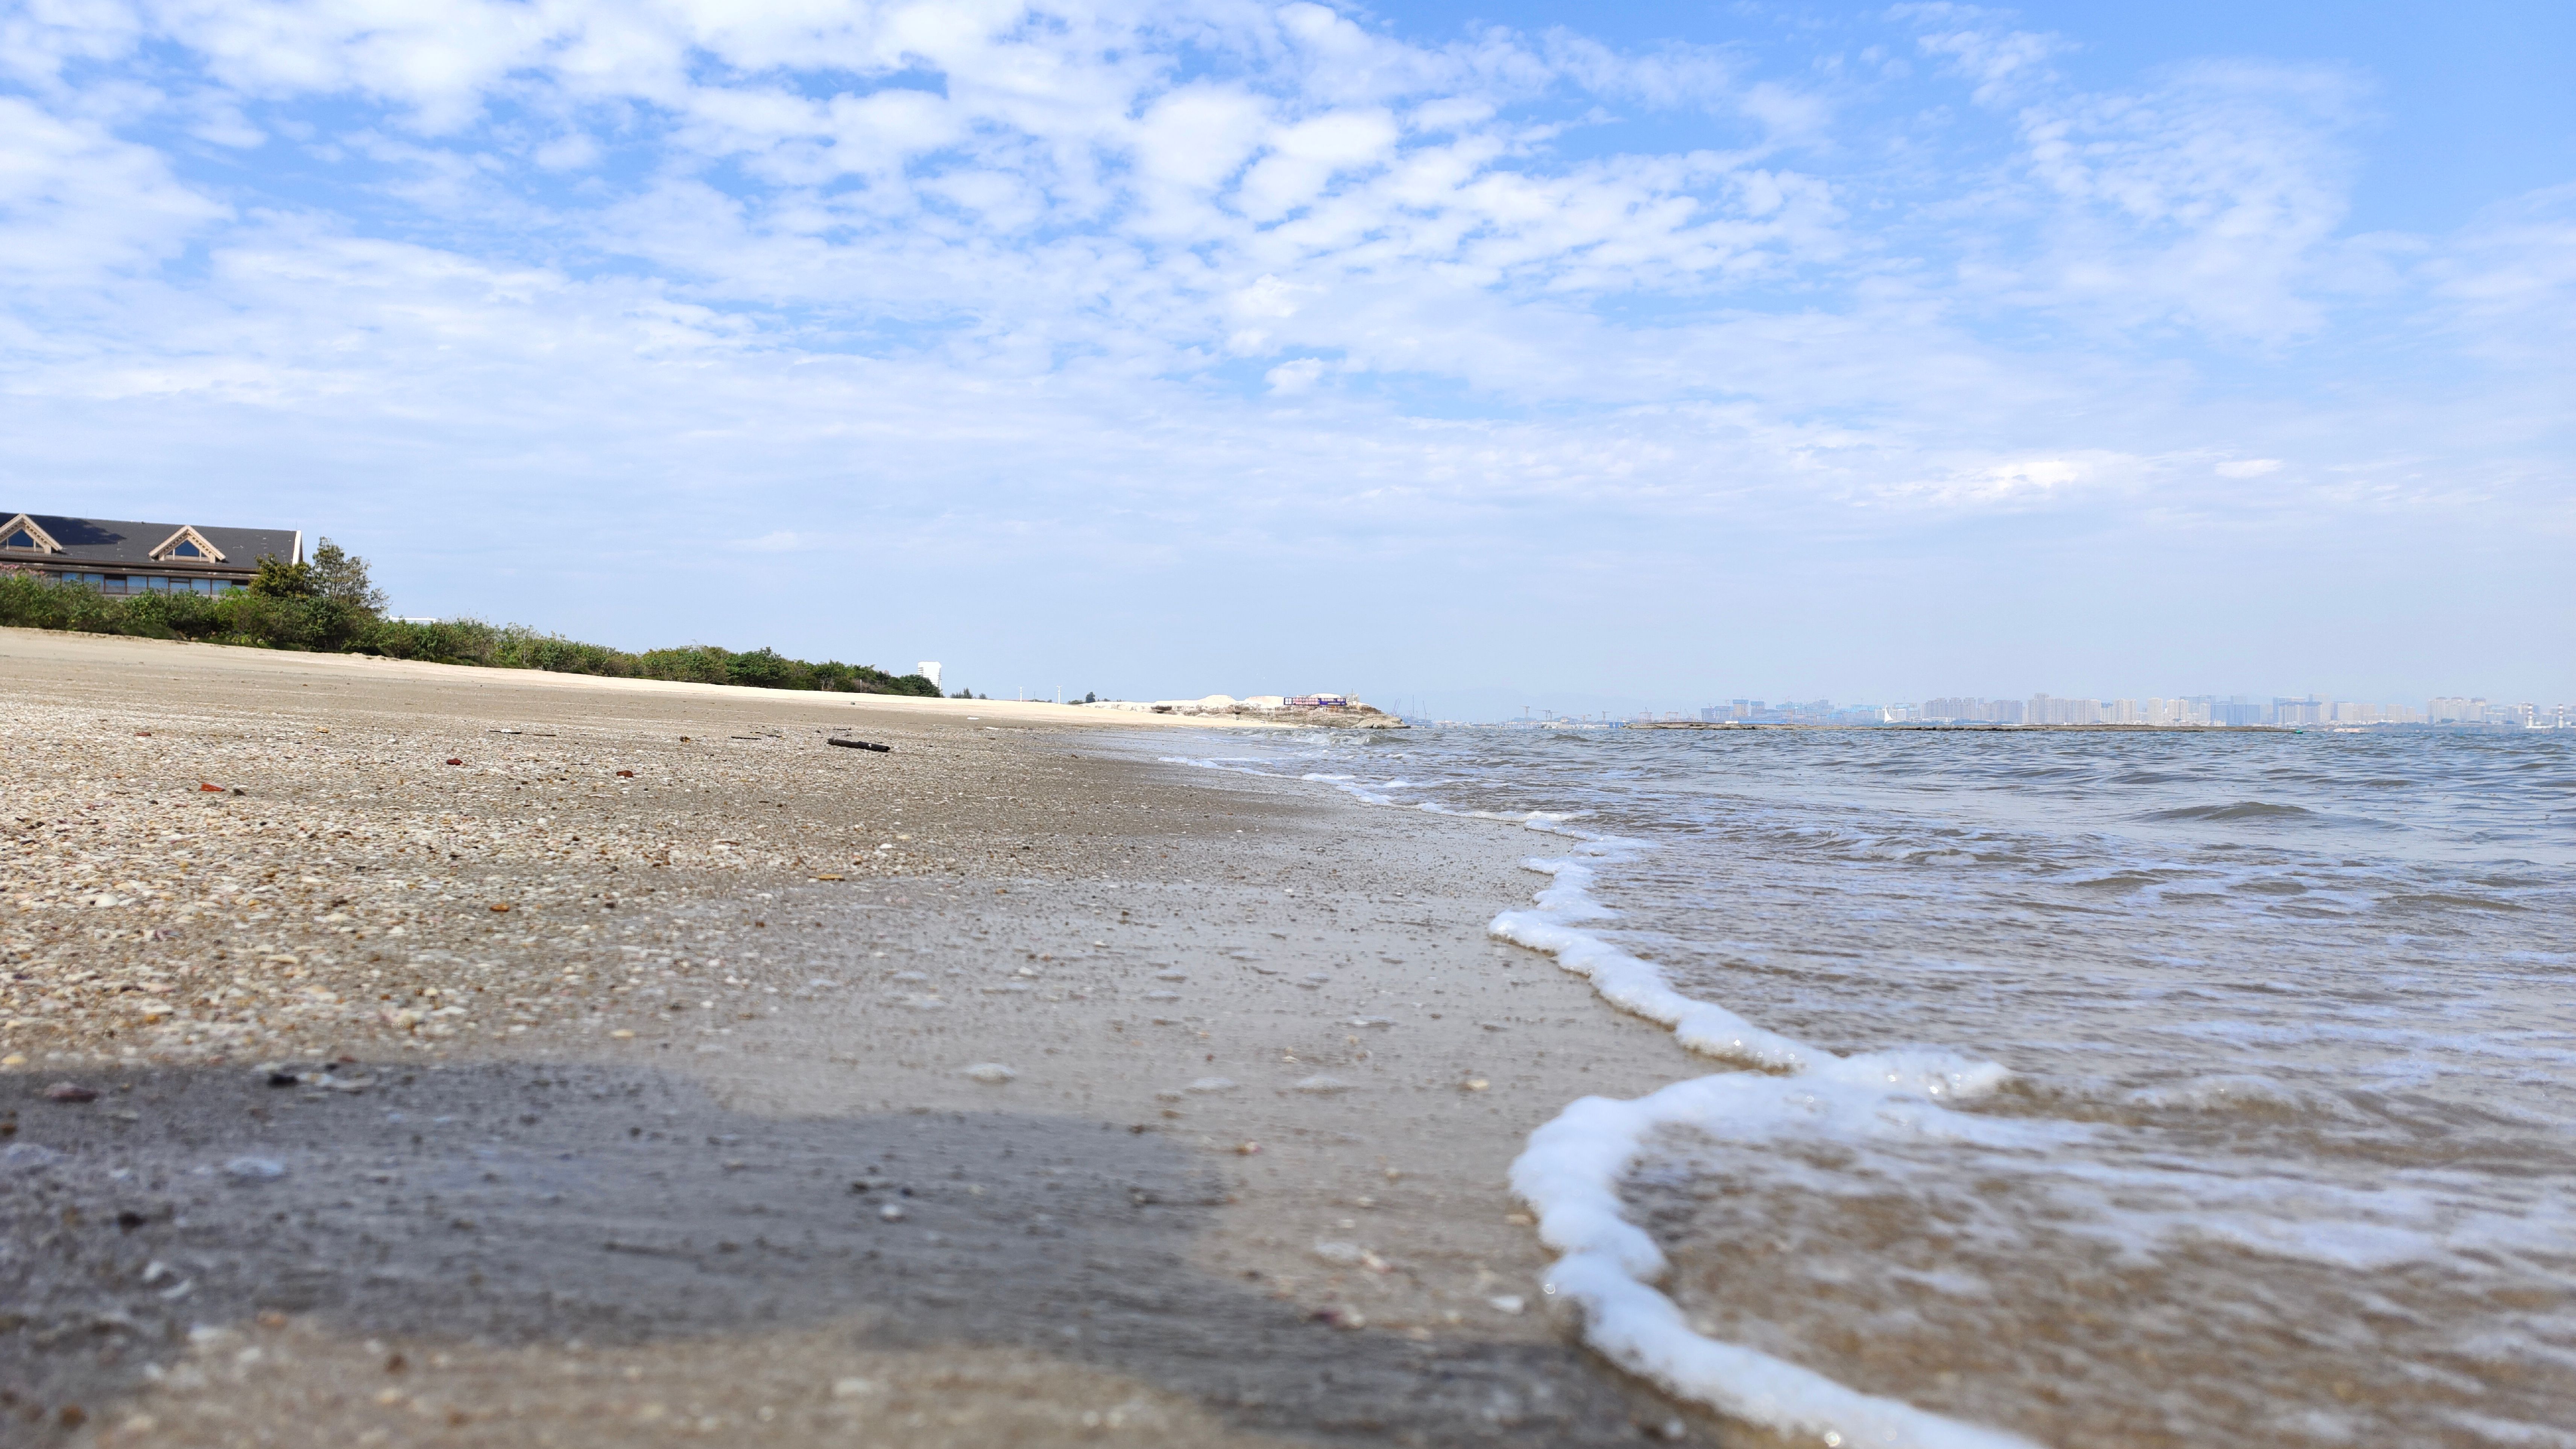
xmin=1169 ymin=726 xmax=2576 ymax=1448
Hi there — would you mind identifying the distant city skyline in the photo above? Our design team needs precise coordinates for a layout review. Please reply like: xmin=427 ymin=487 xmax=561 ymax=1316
xmin=1686 ymin=694 xmax=2571 ymax=728
xmin=1477 ymin=692 xmax=2576 ymax=729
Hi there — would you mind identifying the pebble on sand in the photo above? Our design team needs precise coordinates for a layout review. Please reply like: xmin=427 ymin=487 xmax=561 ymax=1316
xmin=1291 ymin=1075 xmax=1350 ymax=1094
xmin=224 ymin=1156 xmax=287 ymax=1181
xmin=5 ymin=1143 xmax=63 ymax=1173
xmin=961 ymin=1063 xmax=1018 ymax=1084
xmin=1185 ymin=1077 xmax=1238 ymax=1093
xmin=1311 ymin=1243 xmax=1392 ymax=1275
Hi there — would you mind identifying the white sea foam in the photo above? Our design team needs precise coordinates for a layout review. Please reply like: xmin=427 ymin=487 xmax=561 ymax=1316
xmin=1494 ymin=860 xmax=1825 ymax=1072
xmin=1488 ymin=839 xmax=2576 ymax=1445
xmin=1497 ymin=852 xmax=2035 ymax=1449
xmin=1517 ymin=1079 xmax=2044 ymax=1449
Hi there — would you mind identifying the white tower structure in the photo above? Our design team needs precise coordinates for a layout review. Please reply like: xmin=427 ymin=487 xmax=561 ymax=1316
xmin=917 ymin=661 xmax=942 ymax=689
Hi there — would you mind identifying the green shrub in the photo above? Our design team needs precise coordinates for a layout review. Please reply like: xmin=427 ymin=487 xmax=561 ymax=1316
xmin=489 ymin=625 xmax=632 ymax=677
xmin=365 ymin=617 xmax=502 ymax=665
xmin=0 ymin=567 xmax=933 ymax=697
xmin=723 ymin=647 xmax=798 ymax=689
xmin=634 ymin=646 xmax=731 ymax=684
xmin=248 ymin=556 xmax=319 ymax=599
xmin=310 ymin=539 xmax=386 ymax=613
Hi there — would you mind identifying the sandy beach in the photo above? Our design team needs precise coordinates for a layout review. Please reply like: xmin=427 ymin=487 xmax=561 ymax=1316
xmin=1 ymin=629 xmax=1716 ymax=1447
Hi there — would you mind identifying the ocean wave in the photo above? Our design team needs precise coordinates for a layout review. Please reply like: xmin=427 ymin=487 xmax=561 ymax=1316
xmin=2136 ymin=800 xmax=2317 ymax=822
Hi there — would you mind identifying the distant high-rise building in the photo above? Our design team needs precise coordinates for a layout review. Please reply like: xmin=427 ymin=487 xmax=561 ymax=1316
xmin=2028 ymin=694 xmax=2103 ymax=725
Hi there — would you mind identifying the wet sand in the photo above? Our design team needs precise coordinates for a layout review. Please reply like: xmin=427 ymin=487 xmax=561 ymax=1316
xmin=1 ymin=630 xmax=1713 ymax=1447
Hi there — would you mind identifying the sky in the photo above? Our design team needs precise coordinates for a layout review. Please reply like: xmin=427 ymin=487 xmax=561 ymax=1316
xmin=2 ymin=0 xmax=2569 ymax=720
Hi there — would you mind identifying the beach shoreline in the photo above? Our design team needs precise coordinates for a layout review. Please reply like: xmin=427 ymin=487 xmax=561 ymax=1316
xmin=2 ymin=628 xmax=1721 ymax=1447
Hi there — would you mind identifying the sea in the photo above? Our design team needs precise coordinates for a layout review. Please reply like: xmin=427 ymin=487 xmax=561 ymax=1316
xmin=1166 ymin=724 xmax=2576 ymax=1449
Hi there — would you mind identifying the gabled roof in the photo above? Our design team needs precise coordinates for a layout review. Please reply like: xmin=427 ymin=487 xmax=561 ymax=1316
xmin=0 ymin=513 xmax=62 ymax=553
xmin=0 ymin=514 xmax=299 ymax=571
xmin=149 ymin=525 xmax=227 ymax=563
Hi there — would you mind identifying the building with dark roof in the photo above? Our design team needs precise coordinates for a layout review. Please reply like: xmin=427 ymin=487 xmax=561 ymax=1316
xmin=0 ymin=513 xmax=301 ymax=597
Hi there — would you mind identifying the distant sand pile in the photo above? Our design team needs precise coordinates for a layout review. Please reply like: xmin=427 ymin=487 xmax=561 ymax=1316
xmin=1078 ymin=694 xmax=1405 ymax=728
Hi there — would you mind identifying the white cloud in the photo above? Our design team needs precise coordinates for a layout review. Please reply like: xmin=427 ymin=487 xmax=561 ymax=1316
xmin=1903 ymin=5 xmax=2067 ymax=104
xmin=2014 ymin=61 xmax=2364 ymax=339
xmin=1264 ymin=356 xmax=1325 ymax=393
xmin=0 ymin=2 xmax=2561 ymax=698
xmin=1236 ymin=108 xmax=1400 ymax=221
xmin=2424 ymin=183 xmax=2576 ymax=366
xmin=0 ymin=96 xmax=223 ymax=286
xmin=1898 ymin=7 xmax=2368 ymax=343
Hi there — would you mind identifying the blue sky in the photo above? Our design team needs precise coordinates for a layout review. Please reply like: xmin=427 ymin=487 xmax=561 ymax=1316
xmin=2 ymin=1 xmax=2568 ymax=718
